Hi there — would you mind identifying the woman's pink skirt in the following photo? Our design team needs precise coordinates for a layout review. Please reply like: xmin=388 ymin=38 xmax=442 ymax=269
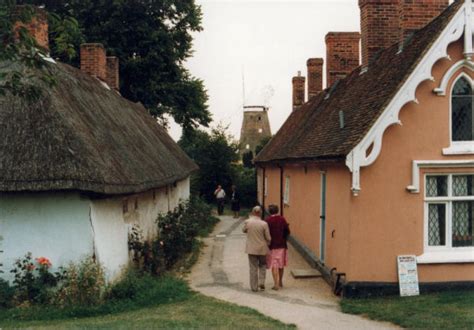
xmin=266 ymin=248 xmax=288 ymax=269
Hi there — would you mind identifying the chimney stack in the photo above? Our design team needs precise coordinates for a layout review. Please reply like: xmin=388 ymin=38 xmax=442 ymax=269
xmin=359 ymin=0 xmax=399 ymax=67
xmin=325 ymin=32 xmax=360 ymax=87
xmin=307 ymin=58 xmax=324 ymax=99
xmin=399 ymin=0 xmax=449 ymax=44
xmin=292 ymin=71 xmax=305 ymax=111
xmin=14 ymin=6 xmax=49 ymax=52
xmin=80 ymin=43 xmax=107 ymax=81
xmin=106 ymin=56 xmax=120 ymax=90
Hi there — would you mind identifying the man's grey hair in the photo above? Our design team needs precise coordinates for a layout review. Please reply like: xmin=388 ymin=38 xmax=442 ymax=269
xmin=252 ymin=205 xmax=262 ymax=215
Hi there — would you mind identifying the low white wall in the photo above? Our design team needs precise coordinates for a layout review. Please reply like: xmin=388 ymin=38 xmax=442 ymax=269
xmin=0 ymin=193 xmax=93 ymax=283
xmin=0 ymin=177 xmax=191 ymax=283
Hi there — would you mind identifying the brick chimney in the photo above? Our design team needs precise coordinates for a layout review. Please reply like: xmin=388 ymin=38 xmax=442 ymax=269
xmin=80 ymin=43 xmax=107 ymax=81
xmin=106 ymin=56 xmax=120 ymax=90
xmin=307 ymin=58 xmax=324 ymax=99
xmin=292 ymin=71 xmax=305 ymax=111
xmin=399 ymin=0 xmax=449 ymax=44
xmin=359 ymin=0 xmax=399 ymax=67
xmin=13 ymin=6 xmax=49 ymax=52
xmin=325 ymin=32 xmax=360 ymax=87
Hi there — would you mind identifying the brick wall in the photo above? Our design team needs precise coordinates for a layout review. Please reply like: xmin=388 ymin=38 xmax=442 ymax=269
xmin=292 ymin=73 xmax=305 ymax=111
xmin=307 ymin=58 xmax=324 ymax=98
xmin=106 ymin=56 xmax=120 ymax=90
xmin=399 ymin=0 xmax=449 ymax=44
xmin=359 ymin=0 xmax=399 ymax=67
xmin=325 ymin=32 xmax=360 ymax=87
xmin=13 ymin=6 xmax=49 ymax=51
xmin=80 ymin=43 xmax=107 ymax=81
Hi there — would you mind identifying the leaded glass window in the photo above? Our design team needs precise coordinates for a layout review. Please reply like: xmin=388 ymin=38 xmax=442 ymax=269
xmin=451 ymin=77 xmax=473 ymax=141
xmin=425 ymin=174 xmax=474 ymax=250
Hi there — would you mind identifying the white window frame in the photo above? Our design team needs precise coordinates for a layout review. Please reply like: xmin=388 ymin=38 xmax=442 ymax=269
xmin=442 ymin=73 xmax=474 ymax=155
xmin=283 ymin=176 xmax=290 ymax=205
xmin=419 ymin=173 xmax=474 ymax=264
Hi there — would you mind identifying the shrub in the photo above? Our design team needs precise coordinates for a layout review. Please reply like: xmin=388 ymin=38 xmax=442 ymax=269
xmin=157 ymin=196 xmax=218 ymax=267
xmin=10 ymin=253 xmax=57 ymax=305
xmin=54 ymin=257 xmax=106 ymax=308
xmin=0 ymin=279 xmax=14 ymax=308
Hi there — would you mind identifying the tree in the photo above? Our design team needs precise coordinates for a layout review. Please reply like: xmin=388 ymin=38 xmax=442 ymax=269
xmin=255 ymin=135 xmax=272 ymax=156
xmin=179 ymin=126 xmax=239 ymax=203
xmin=18 ymin=0 xmax=211 ymax=132
xmin=242 ymin=151 xmax=254 ymax=168
xmin=0 ymin=2 xmax=56 ymax=101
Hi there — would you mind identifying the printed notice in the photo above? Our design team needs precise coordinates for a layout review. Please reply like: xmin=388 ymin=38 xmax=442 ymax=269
xmin=397 ymin=255 xmax=420 ymax=297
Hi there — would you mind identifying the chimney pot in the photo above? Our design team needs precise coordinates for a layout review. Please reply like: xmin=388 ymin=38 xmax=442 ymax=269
xmin=80 ymin=43 xmax=107 ymax=81
xmin=13 ymin=5 xmax=49 ymax=52
xmin=292 ymin=73 xmax=306 ymax=111
xmin=307 ymin=58 xmax=324 ymax=99
xmin=325 ymin=32 xmax=360 ymax=87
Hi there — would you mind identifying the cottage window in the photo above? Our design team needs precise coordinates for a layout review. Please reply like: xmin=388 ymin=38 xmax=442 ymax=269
xmin=283 ymin=176 xmax=290 ymax=205
xmin=421 ymin=174 xmax=474 ymax=263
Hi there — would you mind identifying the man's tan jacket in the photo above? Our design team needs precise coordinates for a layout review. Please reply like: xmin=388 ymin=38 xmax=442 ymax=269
xmin=243 ymin=215 xmax=271 ymax=255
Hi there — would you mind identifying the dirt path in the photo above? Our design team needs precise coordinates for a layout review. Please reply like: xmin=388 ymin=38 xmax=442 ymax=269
xmin=188 ymin=216 xmax=397 ymax=329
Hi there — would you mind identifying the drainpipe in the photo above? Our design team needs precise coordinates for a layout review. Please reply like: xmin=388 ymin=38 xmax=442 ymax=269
xmin=279 ymin=165 xmax=284 ymax=216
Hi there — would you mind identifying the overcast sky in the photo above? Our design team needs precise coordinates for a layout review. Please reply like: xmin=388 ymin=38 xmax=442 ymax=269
xmin=169 ymin=0 xmax=360 ymax=141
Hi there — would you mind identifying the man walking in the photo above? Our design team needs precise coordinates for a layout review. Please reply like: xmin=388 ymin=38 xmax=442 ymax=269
xmin=243 ymin=206 xmax=271 ymax=292
xmin=214 ymin=184 xmax=226 ymax=215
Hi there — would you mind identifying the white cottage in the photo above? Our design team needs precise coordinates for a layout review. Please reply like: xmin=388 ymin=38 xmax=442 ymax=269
xmin=0 ymin=8 xmax=197 ymax=281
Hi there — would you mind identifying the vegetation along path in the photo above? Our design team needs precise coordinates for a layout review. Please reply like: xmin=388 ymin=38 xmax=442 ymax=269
xmin=189 ymin=215 xmax=397 ymax=330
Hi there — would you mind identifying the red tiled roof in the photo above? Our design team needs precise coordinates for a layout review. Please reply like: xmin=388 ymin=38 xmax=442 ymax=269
xmin=255 ymin=1 xmax=463 ymax=164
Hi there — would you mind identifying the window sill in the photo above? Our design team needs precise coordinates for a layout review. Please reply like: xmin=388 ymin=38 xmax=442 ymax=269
xmin=417 ymin=250 xmax=474 ymax=264
xmin=442 ymin=143 xmax=474 ymax=155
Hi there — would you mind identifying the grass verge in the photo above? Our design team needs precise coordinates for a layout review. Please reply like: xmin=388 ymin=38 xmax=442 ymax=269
xmin=0 ymin=275 xmax=293 ymax=329
xmin=341 ymin=290 xmax=474 ymax=329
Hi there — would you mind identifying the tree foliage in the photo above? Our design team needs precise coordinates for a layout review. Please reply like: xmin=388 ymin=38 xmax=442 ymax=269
xmin=0 ymin=1 xmax=56 ymax=101
xmin=255 ymin=135 xmax=272 ymax=156
xmin=242 ymin=151 xmax=254 ymax=168
xmin=179 ymin=126 xmax=239 ymax=203
xmin=18 ymin=0 xmax=211 ymax=131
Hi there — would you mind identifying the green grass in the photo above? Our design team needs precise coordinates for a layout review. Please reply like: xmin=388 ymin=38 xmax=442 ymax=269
xmin=0 ymin=286 xmax=293 ymax=329
xmin=341 ymin=290 xmax=474 ymax=329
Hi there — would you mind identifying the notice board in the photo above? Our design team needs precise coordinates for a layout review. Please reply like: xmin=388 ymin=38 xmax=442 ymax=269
xmin=397 ymin=255 xmax=420 ymax=297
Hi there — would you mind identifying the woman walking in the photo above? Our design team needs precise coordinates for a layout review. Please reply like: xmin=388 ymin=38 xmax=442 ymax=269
xmin=265 ymin=204 xmax=290 ymax=290
xmin=230 ymin=185 xmax=241 ymax=218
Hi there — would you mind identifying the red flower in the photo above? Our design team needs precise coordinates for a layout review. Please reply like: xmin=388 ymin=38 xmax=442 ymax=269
xmin=35 ymin=257 xmax=52 ymax=268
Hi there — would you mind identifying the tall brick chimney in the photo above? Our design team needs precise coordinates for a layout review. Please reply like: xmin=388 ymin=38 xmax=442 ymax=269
xmin=359 ymin=0 xmax=399 ymax=67
xmin=292 ymin=71 xmax=305 ymax=111
xmin=399 ymin=0 xmax=449 ymax=44
xmin=80 ymin=43 xmax=107 ymax=81
xmin=106 ymin=56 xmax=120 ymax=90
xmin=307 ymin=58 xmax=324 ymax=99
xmin=325 ymin=32 xmax=360 ymax=87
xmin=14 ymin=6 xmax=49 ymax=52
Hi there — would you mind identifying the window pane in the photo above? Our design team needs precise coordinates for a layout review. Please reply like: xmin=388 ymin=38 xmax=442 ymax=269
xmin=452 ymin=96 xmax=473 ymax=141
xmin=452 ymin=201 xmax=473 ymax=247
xmin=453 ymin=77 xmax=471 ymax=95
xmin=453 ymin=175 xmax=474 ymax=196
xmin=426 ymin=176 xmax=448 ymax=197
xmin=428 ymin=204 xmax=446 ymax=246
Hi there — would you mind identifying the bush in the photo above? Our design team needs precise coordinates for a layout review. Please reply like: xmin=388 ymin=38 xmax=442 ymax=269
xmin=10 ymin=253 xmax=57 ymax=306
xmin=54 ymin=257 xmax=106 ymax=308
xmin=0 ymin=279 xmax=14 ymax=308
xmin=232 ymin=165 xmax=257 ymax=207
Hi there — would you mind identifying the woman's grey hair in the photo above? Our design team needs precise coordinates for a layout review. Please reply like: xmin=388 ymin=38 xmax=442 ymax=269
xmin=252 ymin=205 xmax=262 ymax=215
xmin=268 ymin=204 xmax=279 ymax=215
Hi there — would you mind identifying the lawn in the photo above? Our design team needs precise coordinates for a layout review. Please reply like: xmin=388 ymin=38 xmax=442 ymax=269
xmin=0 ymin=276 xmax=294 ymax=329
xmin=341 ymin=290 xmax=474 ymax=329
xmin=0 ymin=293 xmax=294 ymax=329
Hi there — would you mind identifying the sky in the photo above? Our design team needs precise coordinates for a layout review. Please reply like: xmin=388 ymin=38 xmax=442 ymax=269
xmin=169 ymin=0 xmax=360 ymax=141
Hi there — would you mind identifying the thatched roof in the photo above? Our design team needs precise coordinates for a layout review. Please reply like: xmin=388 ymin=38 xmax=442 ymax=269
xmin=255 ymin=1 xmax=462 ymax=164
xmin=0 ymin=62 xmax=198 ymax=195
